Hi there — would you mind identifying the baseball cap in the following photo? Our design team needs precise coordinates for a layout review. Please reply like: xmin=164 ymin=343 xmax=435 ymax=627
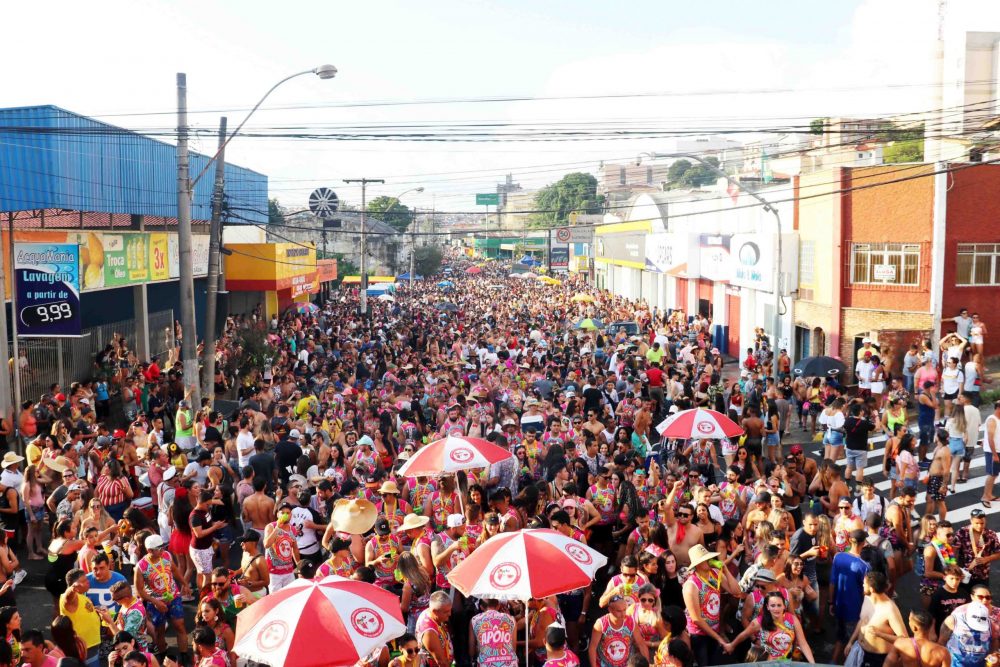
xmin=967 ymin=602 xmax=991 ymax=632
xmin=55 ymin=393 xmax=66 ymax=402
xmin=374 ymin=517 xmax=391 ymax=536
xmin=789 ymin=444 xmax=803 ymax=455
xmin=446 ymin=514 xmax=465 ymax=528
xmin=288 ymin=429 xmax=302 ymax=439
xmin=112 ymin=429 xmax=127 ymax=439
xmin=234 ymin=529 xmax=259 ymax=544
xmin=144 ymin=535 xmax=165 ymax=550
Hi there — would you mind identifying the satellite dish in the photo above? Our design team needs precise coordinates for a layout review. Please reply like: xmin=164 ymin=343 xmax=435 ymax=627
xmin=308 ymin=188 xmax=340 ymax=219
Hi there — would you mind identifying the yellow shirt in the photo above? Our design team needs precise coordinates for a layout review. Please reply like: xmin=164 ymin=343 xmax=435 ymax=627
xmin=295 ymin=396 xmax=317 ymax=419
xmin=60 ymin=591 xmax=101 ymax=648
xmin=646 ymin=348 xmax=665 ymax=364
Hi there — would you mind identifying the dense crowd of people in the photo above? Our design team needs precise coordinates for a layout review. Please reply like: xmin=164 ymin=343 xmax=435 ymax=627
xmin=0 ymin=252 xmax=995 ymax=667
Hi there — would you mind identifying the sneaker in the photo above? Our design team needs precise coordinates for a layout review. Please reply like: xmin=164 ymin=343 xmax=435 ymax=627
xmin=12 ymin=570 xmax=27 ymax=586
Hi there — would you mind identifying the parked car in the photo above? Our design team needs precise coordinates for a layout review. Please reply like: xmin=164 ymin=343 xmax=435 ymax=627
xmin=605 ymin=321 xmax=640 ymax=337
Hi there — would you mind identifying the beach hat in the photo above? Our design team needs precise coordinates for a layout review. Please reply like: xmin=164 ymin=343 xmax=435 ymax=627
xmin=41 ymin=455 xmax=72 ymax=474
xmin=330 ymin=498 xmax=377 ymax=536
xmin=687 ymin=544 xmax=720 ymax=568
xmin=755 ymin=568 xmax=777 ymax=583
xmin=397 ymin=513 xmax=431 ymax=532
xmin=378 ymin=480 xmax=401 ymax=495
xmin=1 ymin=453 xmax=23 ymax=469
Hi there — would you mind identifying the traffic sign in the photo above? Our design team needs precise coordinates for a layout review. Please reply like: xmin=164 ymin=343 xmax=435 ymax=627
xmin=555 ymin=227 xmax=593 ymax=244
xmin=476 ymin=193 xmax=500 ymax=206
xmin=309 ymin=188 xmax=340 ymax=219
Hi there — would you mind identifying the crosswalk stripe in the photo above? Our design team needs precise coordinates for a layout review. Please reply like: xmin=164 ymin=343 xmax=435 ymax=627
xmin=807 ymin=440 xmax=998 ymax=526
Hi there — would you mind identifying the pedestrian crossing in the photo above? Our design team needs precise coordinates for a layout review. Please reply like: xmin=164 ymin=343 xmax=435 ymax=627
xmin=805 ymin=424 xmax=997 ymax=527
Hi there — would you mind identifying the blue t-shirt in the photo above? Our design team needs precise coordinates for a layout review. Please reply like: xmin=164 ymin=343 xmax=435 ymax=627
xmin=85 ymin=570 xmax=128 ymax=613
xmin=830 ymin=552 xmax=870 ymax=622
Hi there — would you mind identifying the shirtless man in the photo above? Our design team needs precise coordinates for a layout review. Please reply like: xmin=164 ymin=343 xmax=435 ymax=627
xmin=241 ymin=477 xmax=276 ymax=534
xmin=582 ymin=410 xmax=606 ymax=443
xmin=233 ymin=530 xmax=270 ymax=596
xmin=885 ymin=610 xmax=951 ymax=667
xmin=660 ymin=481 xmax=704 ymax=567
xmin=849 ymin=571 xmax=910 ymax=667
xmin=883 ymin=487 xmax=917 ymax=576
xmin=927 ymin=429 xmax=953 ymax=521
xmin=816 ymin=461 xmax=851 ymax=516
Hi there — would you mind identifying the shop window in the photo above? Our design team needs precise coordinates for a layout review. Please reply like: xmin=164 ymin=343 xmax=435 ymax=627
xmin=956 ymin=243 xmax=1000 ymax=286
xmin=850 ymin=242 xmax=920 ymax=286
xmin=799 ymin=240 xmax=815 ymax=287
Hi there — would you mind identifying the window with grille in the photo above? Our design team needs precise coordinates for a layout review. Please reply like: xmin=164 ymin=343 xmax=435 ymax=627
xmin=799 ymin=241 xmax=816 ymax=286
xmin=956 ymin=243 xmax=1000 ymax=286
xmin=850 ymin=242 xmax=920 ymax=285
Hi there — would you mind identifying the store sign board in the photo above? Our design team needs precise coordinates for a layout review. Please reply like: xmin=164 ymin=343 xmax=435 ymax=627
xmin=14 ymin=242 xmax=81 ymax=337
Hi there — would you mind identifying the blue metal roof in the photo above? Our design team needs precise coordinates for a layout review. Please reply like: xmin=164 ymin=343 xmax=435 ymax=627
xmin=0 ymin=105 xmax=268 ymax=223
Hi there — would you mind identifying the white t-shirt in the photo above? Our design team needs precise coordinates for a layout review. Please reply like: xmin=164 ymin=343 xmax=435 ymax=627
xmin=289 ymin=506 xmax=319 ymax=555
xmin=941 ymin=366 xmax=963 ymax=395
xmin=855 ymin=360 xmax=874 ymax=389
xmin=236 ymin=431 xmax=256 ymax=469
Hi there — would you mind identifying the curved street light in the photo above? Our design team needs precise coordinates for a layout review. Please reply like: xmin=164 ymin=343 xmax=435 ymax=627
xmin=193 ymin=65 xmax=337 ymax=403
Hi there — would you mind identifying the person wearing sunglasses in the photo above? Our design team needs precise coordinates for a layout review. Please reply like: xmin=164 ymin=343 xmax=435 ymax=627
xmin=658 ymin=481 xmax=705 ymax=569
xmin=387 ymin=633 xmax=425 ymax=667
xmin=626 ymin=583 xmax=670 ymax=652
xmin=939 ymin=585 xmax=996 ymax=667
xmin=833 ymin=500 xmax=864 ymax=554
xmin=953 ymin=508 xmax=1000 ymax=590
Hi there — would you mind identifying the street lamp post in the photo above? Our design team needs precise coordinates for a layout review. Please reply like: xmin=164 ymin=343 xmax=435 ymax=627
xmin=176 ymin=65 xmax=337 ymax=407
xmin=380 ymin=187 xmax=425 ymax=288
xmin=637 ymin=152 xmax=784 ymax=383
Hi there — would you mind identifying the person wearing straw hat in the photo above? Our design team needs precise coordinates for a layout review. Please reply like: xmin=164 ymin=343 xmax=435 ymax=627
xmin=682 ymin=544 xmax=740 ymax=667
xmin=398 ymin=513 xmax=435 ymax=579
xmin=322 ymin=497 xmax=377 ymax=565
xmin=376 ymin=480 xmax=412 ymax=533
xmin=366 ymin=517 xmax=403 ymax=588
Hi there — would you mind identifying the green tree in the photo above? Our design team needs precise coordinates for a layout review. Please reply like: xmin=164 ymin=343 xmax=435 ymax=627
xmin=367 ymin=196 xmax=414 ymax=232
xmin=332 ymin=253 xmax=360 ymax=280
xmin=268 ymin=198 xmax=286 ymax=225
xmin=883 ymin=139 xmax=924 ymax=163
xmin=531 ymin=172 xmax=604 ymax=228
xmin=413 ymin=245 xmax=444 ymax=276
xmin=667 ymin=159 xmax=692 ymax=183
xmin=666 ymin=157 xmax=721 ymax=189
xmin=810 ymin=118 xmax=828 ymax=135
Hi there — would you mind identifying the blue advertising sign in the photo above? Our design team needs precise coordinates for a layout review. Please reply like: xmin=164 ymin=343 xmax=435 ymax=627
xmin=14 ymin=243 xmax=81 ymax=337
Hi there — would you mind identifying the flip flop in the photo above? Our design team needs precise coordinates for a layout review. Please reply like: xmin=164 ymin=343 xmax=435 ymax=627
xmin=982 ymin=500 xmax=992 ymax=508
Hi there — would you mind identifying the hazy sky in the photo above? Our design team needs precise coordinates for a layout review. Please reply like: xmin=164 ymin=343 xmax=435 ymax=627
xmin=2 ymin=0 xmax=984 ymax=212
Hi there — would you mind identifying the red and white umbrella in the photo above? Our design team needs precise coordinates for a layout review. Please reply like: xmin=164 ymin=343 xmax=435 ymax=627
xmin=233 ymin=576 xmax=405 ymax=667
xmin=397 ymin=435 xmax=513 ymax=478
xmin=655 ymin=407 xmax=743 ymax=439
xmin=447 ymin=528 xmax=608 ymax=600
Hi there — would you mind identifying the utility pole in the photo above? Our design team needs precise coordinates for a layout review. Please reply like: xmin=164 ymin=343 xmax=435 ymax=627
xmin=201 ymin=116 xmax=227 ymax=404
xmin=343 ymin=178 xmax=383 ymax=317
xmin=176 ymin=73 xmax=200 ymax=409
xmin=410 ymin=207 xmax=417 ymax=288
xmin=0 ymin=215 xmax=11 ymax=428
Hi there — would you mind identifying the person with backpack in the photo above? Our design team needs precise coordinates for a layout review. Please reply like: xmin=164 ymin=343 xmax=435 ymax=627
xmin=853 ymin=479 xmax=888 ymax=523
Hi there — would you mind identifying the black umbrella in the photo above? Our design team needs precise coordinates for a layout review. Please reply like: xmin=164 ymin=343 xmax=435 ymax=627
xmin=793 ymin=355 xmax=847 ymax=377
xmin=435 ymin=303 xmax=459 ymax=312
